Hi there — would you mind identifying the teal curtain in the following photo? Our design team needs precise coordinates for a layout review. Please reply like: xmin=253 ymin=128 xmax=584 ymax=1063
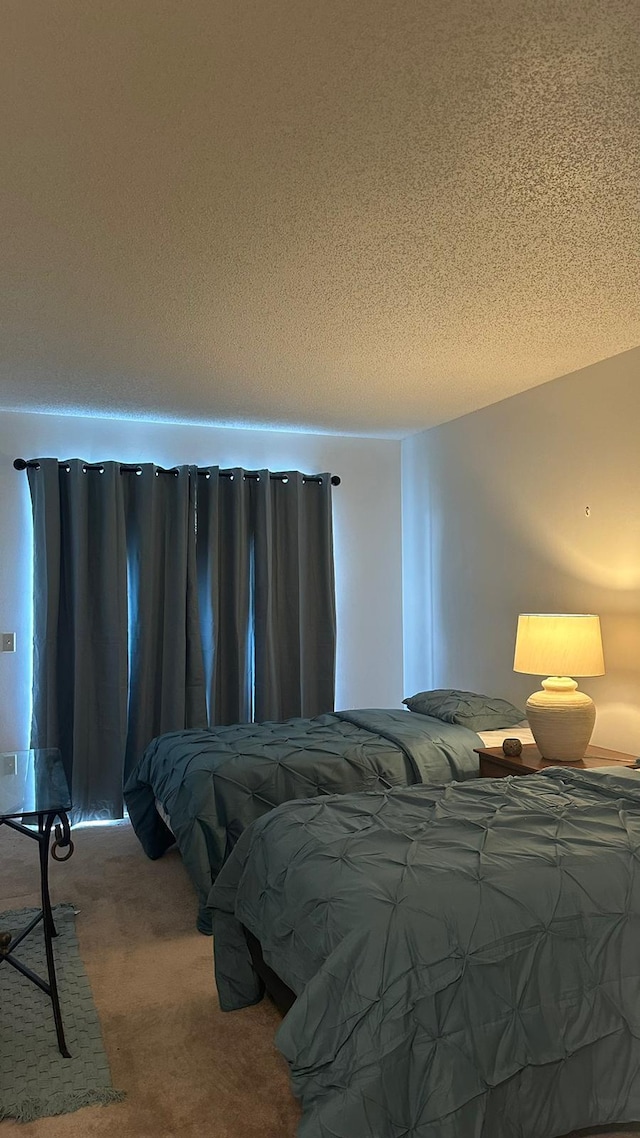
xmin=253 ymin=471 xmax=336 ymax=721
xmin=26 ymin=460 xmax=336 ymax=818
xmin=196 ymin=468 xmax=252 ymax=726
xmin=123 ymin=464 xmax=208 ymax=780
xmin=28 ymin=459 xmax=129 ymax=820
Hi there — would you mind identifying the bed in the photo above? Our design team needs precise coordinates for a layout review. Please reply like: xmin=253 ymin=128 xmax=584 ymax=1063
xmin=124 ymin=691 xmax=528 ymax=933
xmin=210 ymin=767 xmax=640 ymax=1138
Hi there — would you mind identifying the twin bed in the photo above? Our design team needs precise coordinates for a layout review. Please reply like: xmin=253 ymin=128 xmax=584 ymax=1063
xmin=124 ymin=692 xmax=529 ymax=932
xmin=210 ymin=766 xmax=640 ymax=1138
xmin=125 ymin=691 xmax=640 ymax=1136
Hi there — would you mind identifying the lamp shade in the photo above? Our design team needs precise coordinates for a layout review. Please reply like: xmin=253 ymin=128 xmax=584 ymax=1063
xmin=513 ymin=614 xmax=605 ymax=678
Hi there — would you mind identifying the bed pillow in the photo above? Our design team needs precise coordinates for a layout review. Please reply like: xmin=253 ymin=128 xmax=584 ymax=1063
xmin=403 ymin=689 xmax=525 ymax=731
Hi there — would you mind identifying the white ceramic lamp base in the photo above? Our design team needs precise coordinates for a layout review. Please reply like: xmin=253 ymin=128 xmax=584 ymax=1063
xmin=526 ymin=677 xmax=596 ymax=762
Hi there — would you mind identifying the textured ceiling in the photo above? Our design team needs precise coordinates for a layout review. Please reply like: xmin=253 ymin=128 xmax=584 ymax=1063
xmin=1 ymin=1 xmax=639 ymax=438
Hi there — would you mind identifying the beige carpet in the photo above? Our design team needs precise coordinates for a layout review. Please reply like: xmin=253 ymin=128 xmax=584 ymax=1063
xmin=0 ymin=821 xmax=298 ymax=1138
xmin=0 ymin=821 xmax=638 ymax=1138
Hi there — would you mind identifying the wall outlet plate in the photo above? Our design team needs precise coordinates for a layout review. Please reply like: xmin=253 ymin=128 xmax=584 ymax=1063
xmin=1 ymin=633 xmax=16 ymax=652
xmin=1 ymin=753 xmax=18 ymax=776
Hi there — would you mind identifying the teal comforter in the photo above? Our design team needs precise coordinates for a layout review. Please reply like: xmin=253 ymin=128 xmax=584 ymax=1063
xmin=211 ymin=768 xmax=640 ymax=1138
xmin=124 ymin=709 xmax=480 ymax=932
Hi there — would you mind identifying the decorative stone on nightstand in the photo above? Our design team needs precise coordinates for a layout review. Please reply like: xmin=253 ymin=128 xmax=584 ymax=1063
xmin=502 ymin=738 xmax=523 ymax=756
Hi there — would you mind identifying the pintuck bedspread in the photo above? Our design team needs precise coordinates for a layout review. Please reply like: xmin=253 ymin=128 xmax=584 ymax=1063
xmin=124 ymin=709 xmax=480 ymax=932
xmin=210 ymin=768 xmax=640 ymax=1138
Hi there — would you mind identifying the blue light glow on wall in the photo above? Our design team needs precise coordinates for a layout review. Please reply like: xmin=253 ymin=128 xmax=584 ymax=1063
xmin=1 ymin=408 xmax=403 ymax=746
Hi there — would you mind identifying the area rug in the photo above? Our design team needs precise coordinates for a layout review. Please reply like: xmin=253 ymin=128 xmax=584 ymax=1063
xmin=0 ymin=903 xmax=124 ymax=1122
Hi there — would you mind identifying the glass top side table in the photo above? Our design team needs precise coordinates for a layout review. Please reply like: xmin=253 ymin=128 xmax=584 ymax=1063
xmin=0 ymin=748 xmax=74 ymax=1057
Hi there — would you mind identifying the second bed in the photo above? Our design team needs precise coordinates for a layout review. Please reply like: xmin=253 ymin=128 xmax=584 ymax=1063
xmin=125 ymin=691 xmax=529 ymax=931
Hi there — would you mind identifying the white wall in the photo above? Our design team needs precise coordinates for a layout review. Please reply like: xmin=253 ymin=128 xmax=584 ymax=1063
xmin=402 ymin=347 xmax=640 ymax=754
xmin=0 ymin=410 xmax=403 ymax=749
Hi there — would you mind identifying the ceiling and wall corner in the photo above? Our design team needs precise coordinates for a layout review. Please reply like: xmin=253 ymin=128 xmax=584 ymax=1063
xmin=1 ymin=0 xmax=638 ymax=438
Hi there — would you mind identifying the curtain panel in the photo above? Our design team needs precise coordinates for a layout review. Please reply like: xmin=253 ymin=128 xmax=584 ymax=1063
xmin=27 ymin=459 xmax=129 ymax=819
xmin=196 ymin=468 xmax=252 ymax=726
xmin=253 ymin=471 xmax=336 ymax=721
xmin=123 ymin=464 xmax=208 ymax=781
xmin=26 ymin=460 xmax=337 ymax=820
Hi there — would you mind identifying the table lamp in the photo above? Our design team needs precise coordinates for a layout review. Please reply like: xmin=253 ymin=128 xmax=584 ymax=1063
xmin=513 ymin=613 xmax=605 ymax=761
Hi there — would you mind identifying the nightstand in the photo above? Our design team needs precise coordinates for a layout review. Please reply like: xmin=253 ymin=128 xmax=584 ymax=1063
xmin=475 ymin=743 xmax=639 ymax=779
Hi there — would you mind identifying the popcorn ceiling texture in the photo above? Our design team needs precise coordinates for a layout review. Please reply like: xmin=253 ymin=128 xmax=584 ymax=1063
xmin=1 ymin=0 xmax=638 ymax=437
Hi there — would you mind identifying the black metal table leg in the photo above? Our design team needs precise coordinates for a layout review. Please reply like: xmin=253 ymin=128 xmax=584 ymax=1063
xmin=0 ymin=807 xmax=74 ymax=1058
xmin=39 ymin=811 xmax=71 ymax=1057
xmin=39 ymin=814 xmax=58 ymax=938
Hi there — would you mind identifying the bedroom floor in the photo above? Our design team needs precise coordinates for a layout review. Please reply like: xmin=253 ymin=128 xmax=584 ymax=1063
xmin=0 ymin=823 xmax=638 ymax=1138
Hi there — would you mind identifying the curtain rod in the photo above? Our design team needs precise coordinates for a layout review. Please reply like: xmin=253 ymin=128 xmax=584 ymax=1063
xmin=13 ymin=458 xmax=340 ymax=486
